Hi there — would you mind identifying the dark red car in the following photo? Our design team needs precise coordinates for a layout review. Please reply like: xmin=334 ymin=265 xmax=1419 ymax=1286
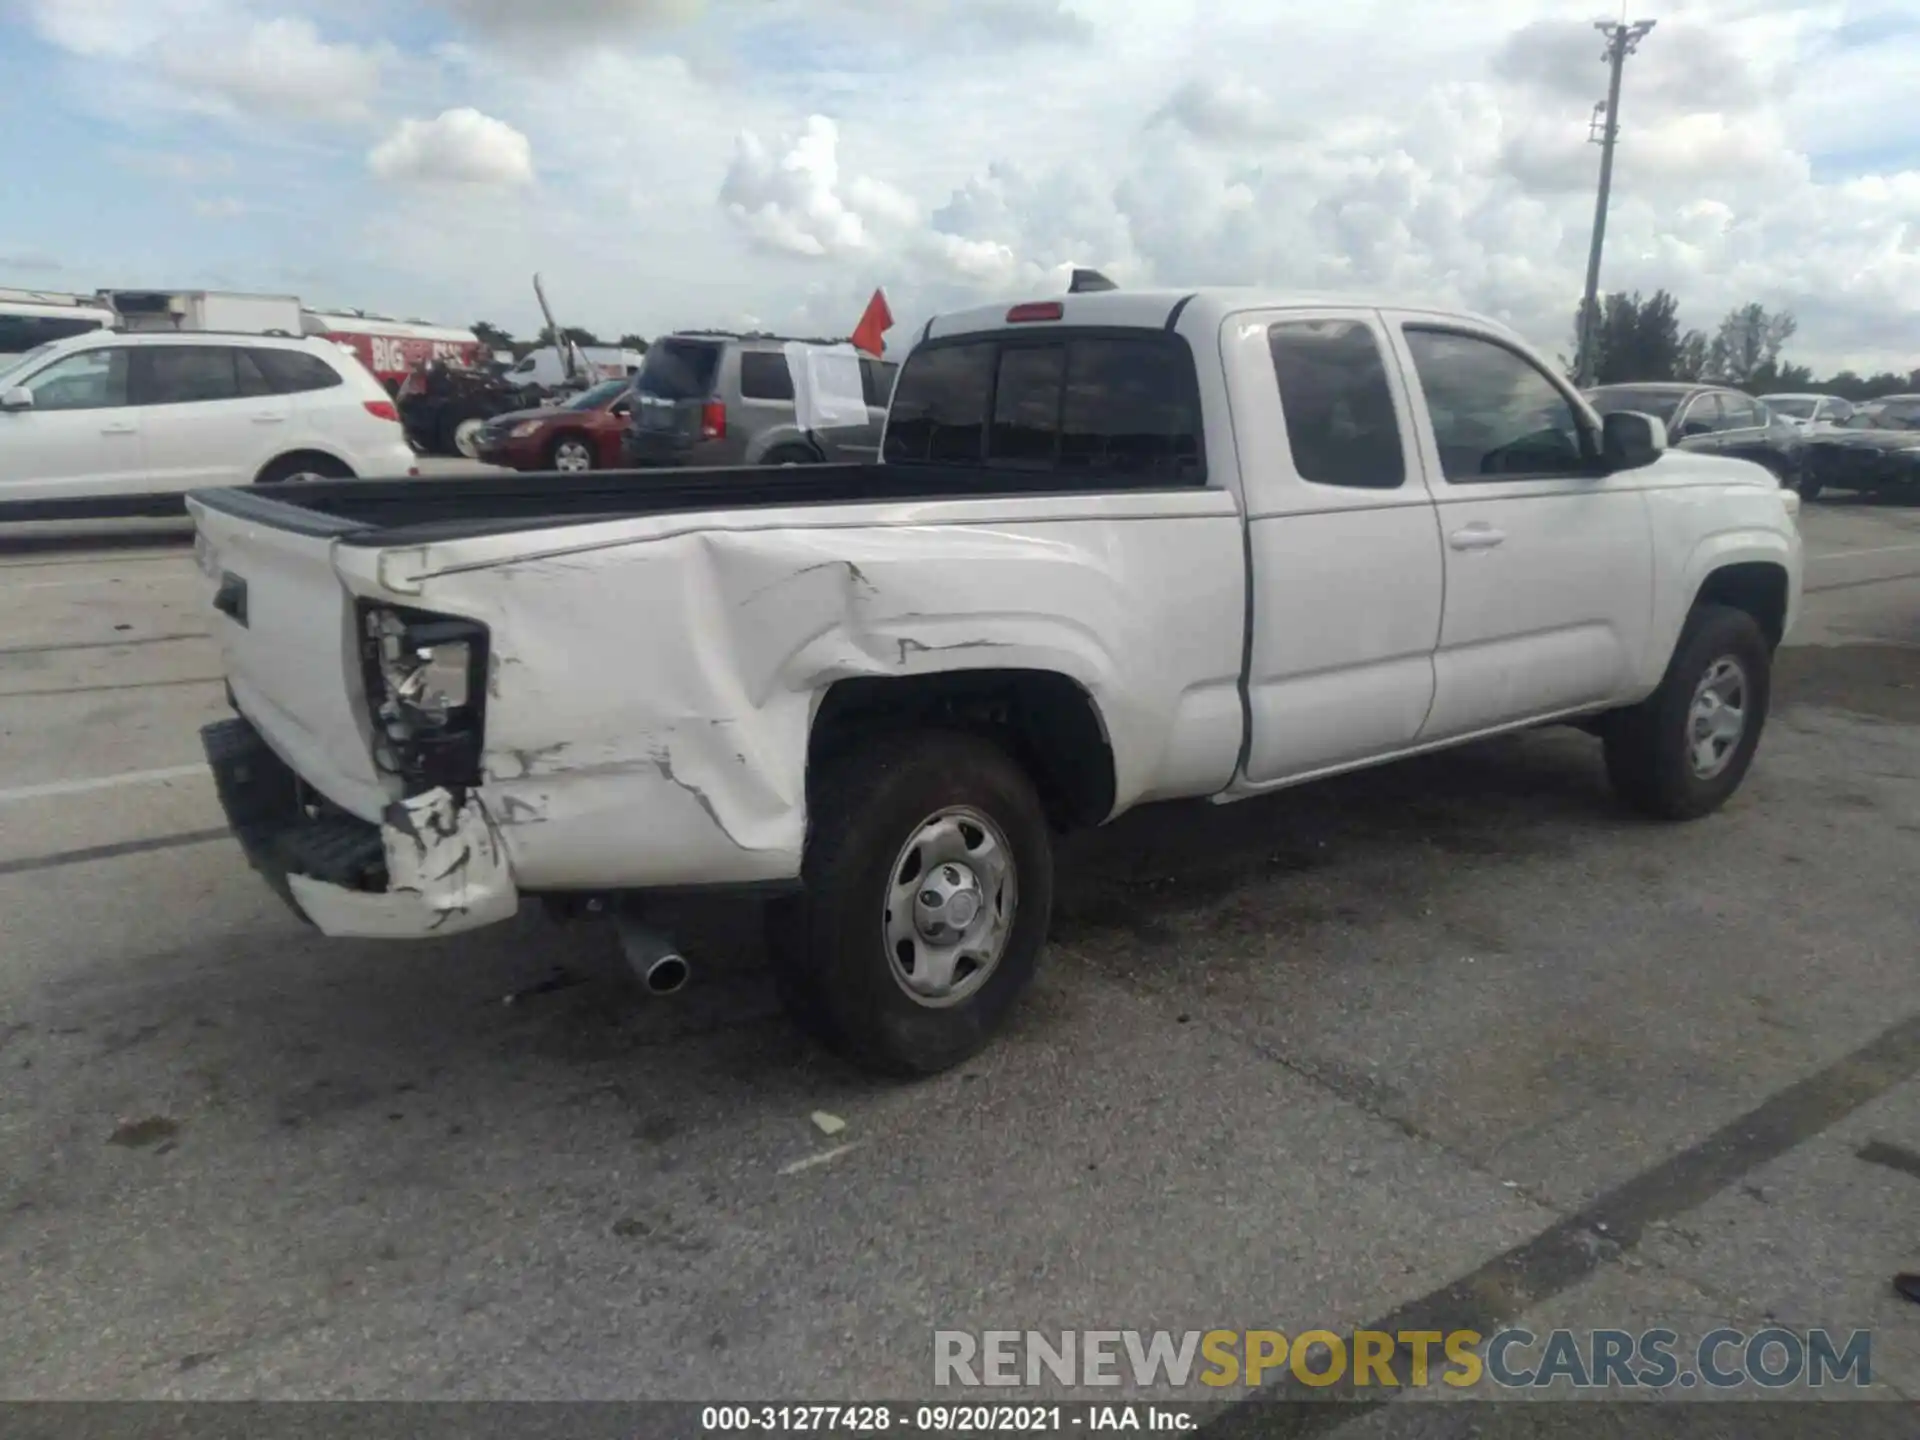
xmin=473 ymin=378 xmax=634 ymax=472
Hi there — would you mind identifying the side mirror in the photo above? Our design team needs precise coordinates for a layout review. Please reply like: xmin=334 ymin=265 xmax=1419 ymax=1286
xmin=0 ymin=386 xmax=32 ymax=413
xmin=1602 ymin=410 xmax=1666 ymax=472
xmin=612 ymin=400 xmax=632 ymax=417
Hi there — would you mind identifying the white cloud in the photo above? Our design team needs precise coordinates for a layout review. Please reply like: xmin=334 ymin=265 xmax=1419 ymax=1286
xmin=26 ymin=2 xmax=390 ymax=127
xmin=1152 ymin=76 xmax=1295 ymax=144
xmin=368 ymin=108 xmax=536 ymax=187
xmin=719 ymin=116 xmax=915 ymax=258
xmin=158 ymin=16 xmax=388 ymax=124
xmin=192 ymin=196 xmax=251 ymax=219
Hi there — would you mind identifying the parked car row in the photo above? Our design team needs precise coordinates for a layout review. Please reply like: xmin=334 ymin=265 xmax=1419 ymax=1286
xmin=1580 ymin=383 xmax=1920 ymax=502
xmin=1584 ymin=382 xmax=1806 ymax=488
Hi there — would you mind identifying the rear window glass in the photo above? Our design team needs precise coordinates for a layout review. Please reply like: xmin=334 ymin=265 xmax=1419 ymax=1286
xmin=884 ymin=342 xmax=996 ymax=461
xmin=637 ymin=340 xmax=721 ymax=401
xmin=1057 ymin=338 xmax=1202 ymax=480
xmin=739 ymin=351 xmax=795 ymax=402
xmin=885 ymin=333 xmax=1203 ymax=483
xmin=990 ymin=345 xmax=1065 ymax=466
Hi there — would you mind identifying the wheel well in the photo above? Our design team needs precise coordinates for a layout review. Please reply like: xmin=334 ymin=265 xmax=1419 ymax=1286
xmin=762 ymin=441 xmax=822 ymax=464
xmin=255 ymin=450 xmax=351 ymax=484
xmin=809 ymin=670 xmax=1116 ymax=831
xmin=1694 ymin=562 xmax=1788 ymax=649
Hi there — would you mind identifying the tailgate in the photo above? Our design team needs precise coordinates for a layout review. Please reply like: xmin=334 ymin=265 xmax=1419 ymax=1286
xmin=189 ymin=494 xmax=395 ymax=822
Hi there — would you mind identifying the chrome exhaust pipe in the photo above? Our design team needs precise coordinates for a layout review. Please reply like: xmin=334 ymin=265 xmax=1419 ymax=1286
xmin=644 ymin=953 xmax=690 ymax=996
xmin=615 ymin=909 xmax=690 ymax=996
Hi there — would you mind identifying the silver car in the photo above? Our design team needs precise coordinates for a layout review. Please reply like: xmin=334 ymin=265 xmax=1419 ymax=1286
xmin=622 ymin=333 xmax=896 ymax=468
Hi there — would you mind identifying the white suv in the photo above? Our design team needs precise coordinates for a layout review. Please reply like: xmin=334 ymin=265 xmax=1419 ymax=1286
xmin=0 ymin=330 xmax=419 ymax=518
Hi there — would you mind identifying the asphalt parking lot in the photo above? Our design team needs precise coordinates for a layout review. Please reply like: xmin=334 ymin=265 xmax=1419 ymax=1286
xmin=4 ymin=496 xmax=1920 ymax=1416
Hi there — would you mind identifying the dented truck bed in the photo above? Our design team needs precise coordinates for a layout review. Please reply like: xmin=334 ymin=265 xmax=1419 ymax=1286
xmin=184 ymin=464 xmax=1251 ymax=937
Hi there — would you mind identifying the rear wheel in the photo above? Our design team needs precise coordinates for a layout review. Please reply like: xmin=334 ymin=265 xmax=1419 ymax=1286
xmin=762 ymin=444 xmax=818 ymax=468
xmin=1604 ymin=603 xmax=1771 ymax=821
xmin=764 ymin=731 xmax=1053 ymax=1076
xmin=254 ymin=453 xmax=352 ymax=485
xmin=548 ymin=434 xmax=596 ymax=472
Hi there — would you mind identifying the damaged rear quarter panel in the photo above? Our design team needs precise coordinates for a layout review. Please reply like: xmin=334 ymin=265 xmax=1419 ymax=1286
xmin=390 ymin=492 xmax=1248 ymax=890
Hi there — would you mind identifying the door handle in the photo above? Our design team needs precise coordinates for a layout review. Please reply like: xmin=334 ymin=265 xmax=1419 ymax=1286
xmin=251 ymin=414 xmax=286 ymax=425
xmin=100 ymin=423 xmax=137 ymax=436
xmin=1448 ymin=524 xmax=1506 ymax=551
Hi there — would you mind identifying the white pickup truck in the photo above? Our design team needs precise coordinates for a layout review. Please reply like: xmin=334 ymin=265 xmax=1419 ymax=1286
xmin=190 ymin=287 xmax=1803 ymax=1074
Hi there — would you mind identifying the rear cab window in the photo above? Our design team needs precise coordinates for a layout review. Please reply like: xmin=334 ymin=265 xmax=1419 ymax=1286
xmin=883 ymin=330 xmax=1204 ymax=485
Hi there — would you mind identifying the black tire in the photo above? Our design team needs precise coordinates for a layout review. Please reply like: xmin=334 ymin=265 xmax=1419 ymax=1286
xmin=1799 ymin=473 xmax=1825 ymax=501
xmin=255 ymin=453 xmax=351 ymax=485
xmin=1603 ymin=603 xmax=1771 ymax=821
xmin=764 ymin=730 xmax=1054 ymax=1076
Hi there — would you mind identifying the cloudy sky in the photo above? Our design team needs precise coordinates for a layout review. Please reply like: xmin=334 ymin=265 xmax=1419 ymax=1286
xmin=1 ymin=0 xmax=1916 ymax=371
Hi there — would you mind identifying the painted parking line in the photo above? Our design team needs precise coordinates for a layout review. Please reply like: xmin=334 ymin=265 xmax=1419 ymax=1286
xmin=0 ymin=763 xmax=206 ymax=806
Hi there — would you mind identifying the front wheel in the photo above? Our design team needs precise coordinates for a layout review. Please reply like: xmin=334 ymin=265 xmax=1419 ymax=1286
xmin=1604 ymin=603 xmax=1772 ymax=821
xmin=764 ymin=731 xmax=1054 ymax=1076
xmin=548 ymin=434 xmax=596 ymax=472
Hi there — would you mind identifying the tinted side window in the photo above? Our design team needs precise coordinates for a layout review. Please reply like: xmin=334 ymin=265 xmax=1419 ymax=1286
xmin=883 ymin=342 xmax=993 ymax=462
xmin=1058 ymin=338 xmax=1202 ymax=480
xmin=140 ymin=346 xmax=240 ymax=405
xmin=861 ymin=358 xmax=897 ymax=408
xmin=235 ymin=348 xmax=277 ymax=398
xmin=253 ymin=348 xmax=343 ymax=394
xmin=1268 ymin=320 xmax=1404 ymax=489
xmin=738 ymin=351 xmax=795 ymax=402
xmin=1403 ymin=329 xmax=1585 ymax=481
xmin=21 ymin=348 xmax=130 ymax=411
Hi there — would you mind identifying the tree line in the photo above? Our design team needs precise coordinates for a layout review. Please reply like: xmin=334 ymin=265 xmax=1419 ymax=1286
xmin=1567 ymin=292 xmax=1918 ymax=399
xmin=469 ymin=321 xmax=650 ymax=359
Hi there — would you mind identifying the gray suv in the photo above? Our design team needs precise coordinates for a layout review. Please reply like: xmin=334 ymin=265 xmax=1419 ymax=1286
xmin=622 ymin=332 xmax=897 ymax=468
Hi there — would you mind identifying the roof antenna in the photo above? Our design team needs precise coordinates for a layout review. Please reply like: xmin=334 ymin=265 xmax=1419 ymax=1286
xmin=1067 ymin=268 xmax=1117 ymax=294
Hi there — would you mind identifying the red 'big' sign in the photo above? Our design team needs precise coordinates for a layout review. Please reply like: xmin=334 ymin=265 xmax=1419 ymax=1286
xmin=327 ymin=331 xmax=478 ymax=382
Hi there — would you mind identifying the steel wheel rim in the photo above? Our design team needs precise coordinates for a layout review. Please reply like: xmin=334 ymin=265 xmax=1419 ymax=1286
xmin=1688 ymin=655 xmax=1748 ymax=780
xmin=454 ymin=419 xmax=484 ymax=458
xmin=882 ymin=806 xmax=1017 ymax=1008
xmin=555 ymin=440 xmax=592 ymax=472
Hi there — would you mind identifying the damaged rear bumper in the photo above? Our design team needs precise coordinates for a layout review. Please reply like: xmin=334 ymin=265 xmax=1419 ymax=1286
xmin=201 ymin=717 xmax=519 ymax=939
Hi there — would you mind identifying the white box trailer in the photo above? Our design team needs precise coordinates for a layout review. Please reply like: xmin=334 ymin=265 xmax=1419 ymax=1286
xmin=102 ymin=290 xmax=304 ymax=335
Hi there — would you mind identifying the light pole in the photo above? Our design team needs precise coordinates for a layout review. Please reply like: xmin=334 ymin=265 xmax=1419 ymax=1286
xmin=1575 ymin=17 xmax=1655 ymax=389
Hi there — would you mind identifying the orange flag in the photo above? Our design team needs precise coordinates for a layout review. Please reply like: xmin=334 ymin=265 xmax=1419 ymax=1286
xmin=851 ymin=287 xmax=894 ymax=356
